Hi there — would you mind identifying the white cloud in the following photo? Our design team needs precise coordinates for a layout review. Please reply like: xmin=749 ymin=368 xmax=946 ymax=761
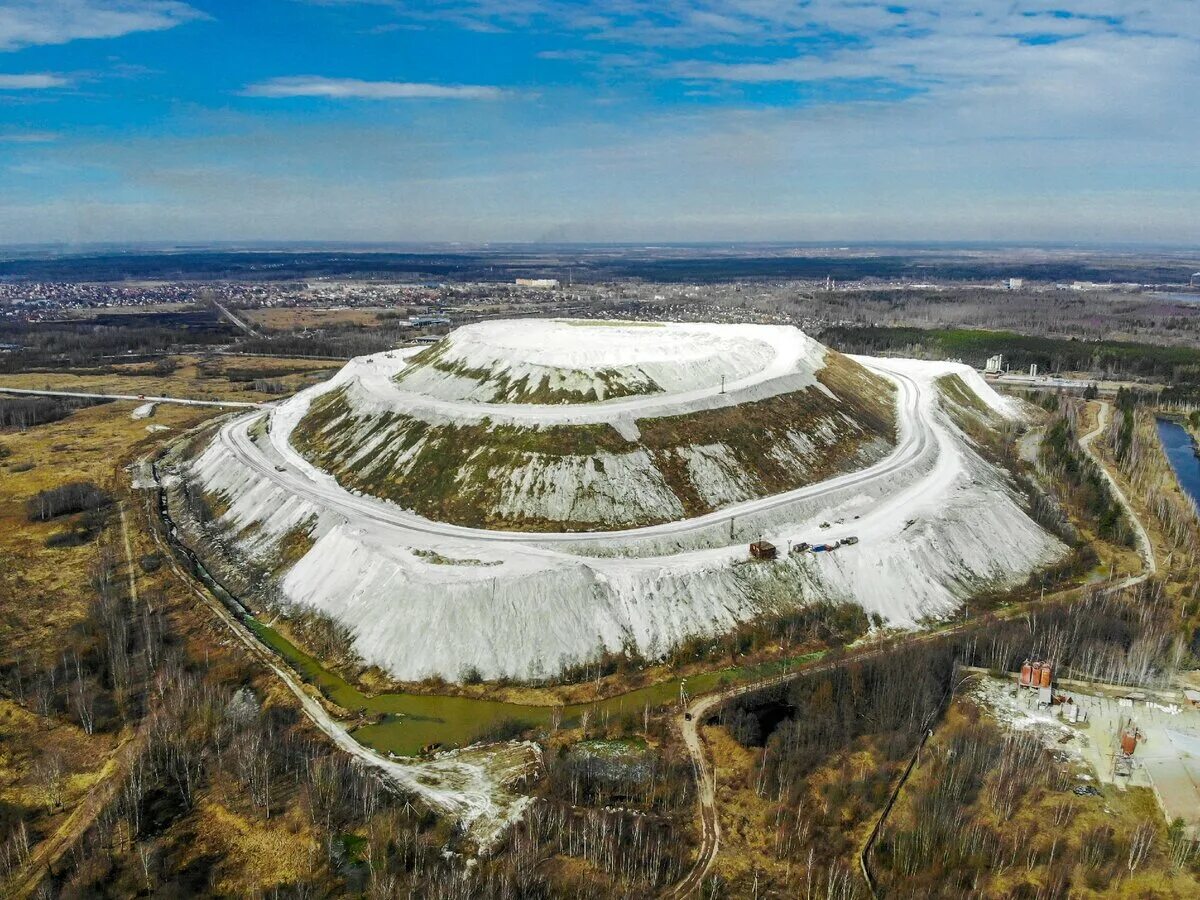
xmin=2 ymin=1 xmax=1195 ymax=243
xmin=0 ymin=73 xmax=71 ymax=89
xmin=321 ymin=1 xmax=1200 ymax=48
xmin=242 ymin=76 xmax=508 ymax=100
xmin=0 ymin=0 xmax=202 ymax=52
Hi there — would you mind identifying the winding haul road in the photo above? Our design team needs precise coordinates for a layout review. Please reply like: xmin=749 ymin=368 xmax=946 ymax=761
xmin=213 ymin=359 xmax=926 ymax=549
xmin=662 ymin=399 xmax=1158 ymax=898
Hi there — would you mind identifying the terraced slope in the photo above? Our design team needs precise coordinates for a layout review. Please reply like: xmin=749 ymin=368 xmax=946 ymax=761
xmin=185 ymin=350 xmax=1065 ymax=682
xmin=289 ymin=322 xmax=897 ymax=531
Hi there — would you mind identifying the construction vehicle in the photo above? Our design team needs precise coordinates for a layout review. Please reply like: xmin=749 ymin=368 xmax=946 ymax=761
xmin=749 ymin=541 xmax=778 ymax=560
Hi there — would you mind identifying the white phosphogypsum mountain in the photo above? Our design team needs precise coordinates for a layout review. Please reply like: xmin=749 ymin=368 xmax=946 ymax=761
xmin=183 ymin=320 xmax=1066 ymax=681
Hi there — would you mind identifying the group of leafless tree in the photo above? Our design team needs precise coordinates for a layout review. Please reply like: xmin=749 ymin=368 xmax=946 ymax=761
xmin=26 ymin=481 xmax=113 ymax=523
xmin=4 ymin=488 xmax=712 ymax=898
xmin=2 ymin=546 xmax=161 ymax=737
xmin=976 ymin=582 xmax=1185 ymax=687
xmin=871 ymin=712 xmax=1182 ymax=899
xmin=708 ymin=571 xmax=1189 ymax=897
xmin=0 ymin=396 xmax=112 ymax=430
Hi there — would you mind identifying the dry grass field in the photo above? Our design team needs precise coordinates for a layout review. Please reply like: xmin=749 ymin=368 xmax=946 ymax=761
xmin=0 ymin=399 xmax=222 ymax=879
xmin=0 ymin=360 xmax=358 ymax=895
xmin=0 ymin=401 xmax=216 ymax=661
xmin=241 ymin=306 xmax=404 ymax=331
xmin=0 ymin=354 xmax=337 ymax=404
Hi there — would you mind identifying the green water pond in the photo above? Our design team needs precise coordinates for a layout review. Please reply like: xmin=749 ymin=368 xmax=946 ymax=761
xmin=247 ymin=618 xmax=820 ymax=756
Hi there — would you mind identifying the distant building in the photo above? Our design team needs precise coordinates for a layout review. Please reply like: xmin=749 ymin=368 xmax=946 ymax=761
xmin=1006 ymin=278 xmax=1024 ymax=290
xmin=1030 ymin=363 xmax=1039 ymax=377
xmin=515 ymin=278 xmax=559 ymax=289
xmin=408 ymin=314 xmax=451 ymax=327
xmin=985 ymin=354 xmax=1004 ymax=374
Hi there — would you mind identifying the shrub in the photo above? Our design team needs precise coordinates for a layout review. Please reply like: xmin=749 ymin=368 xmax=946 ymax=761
xmin=45 ymin=527 xmax=96 ymax=548
xmin=0 ymin=396 xmax=110 ymax=429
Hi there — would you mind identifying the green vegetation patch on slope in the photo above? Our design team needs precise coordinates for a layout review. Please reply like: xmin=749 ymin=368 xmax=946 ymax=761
xmin=293 ymin=387 xmax=636 ymax=529
xmin=272 ymin=516 xmax=318 ymax=576
xmin=934 ymin=373 xmax=1011 ymax=451
xmin=640 ymin=351 xmax=896 ymax=517
xmin=936 ymin=373 xmax=993 ymax=418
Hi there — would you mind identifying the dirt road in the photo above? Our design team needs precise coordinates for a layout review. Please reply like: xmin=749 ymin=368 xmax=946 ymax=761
xmin=0 ymin=386 xmax=259 ymax=409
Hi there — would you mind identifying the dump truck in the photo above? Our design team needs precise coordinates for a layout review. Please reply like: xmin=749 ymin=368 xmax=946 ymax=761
xmin=749 ymin=540 xmax=778 ymax=560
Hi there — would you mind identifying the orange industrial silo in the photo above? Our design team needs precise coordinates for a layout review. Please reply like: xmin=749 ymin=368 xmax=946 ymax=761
xmin=1020 ymin=661 xmax=1033 ymax=687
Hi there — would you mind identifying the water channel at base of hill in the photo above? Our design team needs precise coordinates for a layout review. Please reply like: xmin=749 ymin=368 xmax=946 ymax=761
xmin=158 ymin=454 xmax=826 ymax=758
xmin=245 ymin=618 xmax=822 ymax=756
xmin=1156 ymin=417 xmax=1200 ymax=509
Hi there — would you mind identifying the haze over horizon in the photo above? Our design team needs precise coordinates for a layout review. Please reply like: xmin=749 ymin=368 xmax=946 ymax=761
xmin=1 ymin=1 xmax=1197 ymax=246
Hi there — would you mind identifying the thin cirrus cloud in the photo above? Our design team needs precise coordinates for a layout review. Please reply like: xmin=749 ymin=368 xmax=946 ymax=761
xmin=242 ymin=76 xmax=508 ymax=100
xmin=0 ymin=0 xmax=203 ymax=52
xmin=0 ymin=73 xmax=71 ymax=89
xmin=0 ymin=130 xmax=59 ymax=142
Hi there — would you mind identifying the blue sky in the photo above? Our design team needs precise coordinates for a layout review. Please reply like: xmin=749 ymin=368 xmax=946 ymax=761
xmin=0 ymin=0 xmax=1197 ymax=244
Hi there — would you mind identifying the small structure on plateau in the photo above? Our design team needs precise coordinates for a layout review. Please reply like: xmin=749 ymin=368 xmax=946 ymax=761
xmin=750 ymin=540 xmax=778 ymax=560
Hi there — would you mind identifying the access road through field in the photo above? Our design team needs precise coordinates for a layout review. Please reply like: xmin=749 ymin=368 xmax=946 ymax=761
xmin=0 ymin=386 xmax=260 ymax=409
